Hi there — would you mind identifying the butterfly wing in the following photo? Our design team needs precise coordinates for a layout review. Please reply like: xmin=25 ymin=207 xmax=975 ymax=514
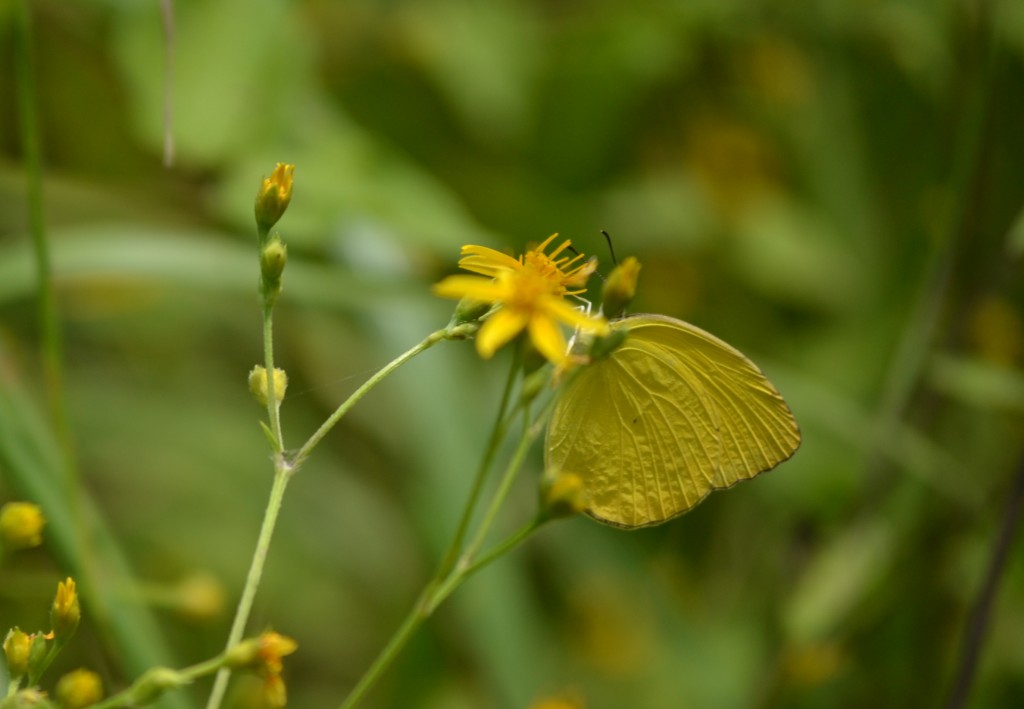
xmin=545 ymin=314 xmax=801 ymax=528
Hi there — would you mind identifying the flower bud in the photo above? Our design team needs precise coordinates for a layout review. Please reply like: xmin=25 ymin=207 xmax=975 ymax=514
xmin=128 ymin=667 xmax=187 ymax=705
xmin=0 ymin=502 xmax=45 ymax=551
xmin=587 ymin=327 xmax=629 ymax=361
xmin=257 ymin=631 xmax=298 ymax=675
xmin=27 ymin=632 xmax=49 ymax=678
xmin=4 ymin=628 xmax=32 ymax=678
xmin=260 ymin=236 xmax=288 ymax=293
xmin=255 ymin=163 xmax=294 ymax=234
xmin=224 ymin=631 xmax=297 ymax=673
xmin=248 ymin=366 xmax=288 ymax=407
xmin=601 ymin=256 xmax=641 ymax=317
xmin=539 ymin=470 xmax=587 ymax=520
xmin=55 ymin=668 xmax=102 ymax=709
xmin=5 ymin=688 xmax=49 ymax=706
xmin=449 ymin=297 xmax=491 ymax=327
xmin=51 ymin=578 xmax=81 ymax=639
xmin=176 ymin=572 xmax=226 ymax=622
xmin=224 ymin=638 xmax=261 ymax=669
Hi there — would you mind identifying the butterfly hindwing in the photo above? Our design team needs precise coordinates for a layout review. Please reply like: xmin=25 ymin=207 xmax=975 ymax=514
xmin=545 ymin=314 xmax=801 ymax=528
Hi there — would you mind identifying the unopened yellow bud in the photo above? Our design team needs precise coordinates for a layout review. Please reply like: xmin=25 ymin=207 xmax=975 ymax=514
xmin=539 ymin=470 xmax=587 ymax=520
xmin=255 ymin=163 xmax=294 ymax=233
xmin=0 ymin=502 xmax=45 ymax=551
xmin=248 ymin=366 xmax=288 ymax=407
xmin=224 ymin=631 xmax=297 ymax=673
xmin=176 ymin=572 xmax=226 ymax=622
xmin=257 ymin=631 xmax=298 ymax=675
xmin=4 ymin=628 xmax=32 ymax=677
xmin=55 ymin=668 xmax=102 ymax=709
xmin=601 ymin=256 xmax=642 ymax=317
xmin=51 ymin=578 xmax=81 ymax=639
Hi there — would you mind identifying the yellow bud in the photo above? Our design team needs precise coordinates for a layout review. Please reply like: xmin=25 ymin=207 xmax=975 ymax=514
xmin=255 ymin=163 xmax=294 ymax=233
xmin=257 ymin=631 xmax=298 ymax=675
xmin=601 ymin=256 xmax=642 ymax=317
xmin=0 ymin=502 xmax=45 ymax=551
xmin=248 ymin=366 xmax=288 ymax=407
xmin=4 ymin=628 xmax=32 ymax=678
xmin=55 ymin=668 xmax=103 ymax=709
xmin=539 ymin=470 xmax=587 ymax=520
xmin=51 ymin=578 xmax=81 ymax=639
xmin=176 ymin=572 xmax=226 ymax=622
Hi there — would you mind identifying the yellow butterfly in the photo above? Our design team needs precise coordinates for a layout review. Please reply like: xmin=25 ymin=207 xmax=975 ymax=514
xmin=545 ymin=314 xmax=801 ymax=529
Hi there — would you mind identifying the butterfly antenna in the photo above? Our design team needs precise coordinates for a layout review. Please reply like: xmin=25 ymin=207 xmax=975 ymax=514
xmin=601 ymin=230 xmax=619 ymax=266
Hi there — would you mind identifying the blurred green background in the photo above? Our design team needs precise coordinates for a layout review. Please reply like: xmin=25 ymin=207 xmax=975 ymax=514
xmin=2 ymin=0 xmax=1024 ymax=707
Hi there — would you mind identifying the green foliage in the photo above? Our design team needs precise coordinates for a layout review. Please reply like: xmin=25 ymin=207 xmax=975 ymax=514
xmin=1 ymin=0 xmax=1023 ymax=707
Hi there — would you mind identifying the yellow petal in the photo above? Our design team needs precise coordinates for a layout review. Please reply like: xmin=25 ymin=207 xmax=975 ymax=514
xmin=476 ymin=307 xmax=529 ymax=358
xmin=458 ymin=245 xmax=521 ymax=276
xmin=542 ymin=297 xmax=610 ymax=335
xmin=528 ymin=314 xmax=569 ymax=364
xmin=433 ymin=275 xmax=508 ymax=302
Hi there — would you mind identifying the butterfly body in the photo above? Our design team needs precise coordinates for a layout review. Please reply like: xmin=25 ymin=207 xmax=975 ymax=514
xmin=545 ymin=314 xmax=801 ymax=528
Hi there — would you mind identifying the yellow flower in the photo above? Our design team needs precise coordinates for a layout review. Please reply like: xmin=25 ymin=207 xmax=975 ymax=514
xmin=435 ymin=236 xmax=607 ymax=365
xmin=458 ymin=233 xmax=596 ymax=294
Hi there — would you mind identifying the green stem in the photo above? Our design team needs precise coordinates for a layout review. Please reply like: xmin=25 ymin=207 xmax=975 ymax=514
xmin=338 ymin=398 xmax=547 ymax=709
xmin=204 ymin=463 xmax=291 ymax=709
xmin=205 ymin=277 xmax=290 ymax=709
xmin=426 ymin=516 xmax=542 ymax=615
xmin=15 ymin=0 xmax=70 ymax=477
xmin=207 ymin=327 xmax=452 ymax=709
xmin=337 ymin=590 xmax=429 ymax=709
xmin=462 ymin=402 xmax=535 ymax=563
xmin=293 ymin=328 xmax=448 ymax=466
xmin=94 ymin=650 xmax=227 ymax=709
xmin=435 ymin=349 xmax=521 ymax=580
xmin=338 ymin=517 xmax=542 ymax=709
xmin=262 ymin=302 xmax=284 ymax=450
